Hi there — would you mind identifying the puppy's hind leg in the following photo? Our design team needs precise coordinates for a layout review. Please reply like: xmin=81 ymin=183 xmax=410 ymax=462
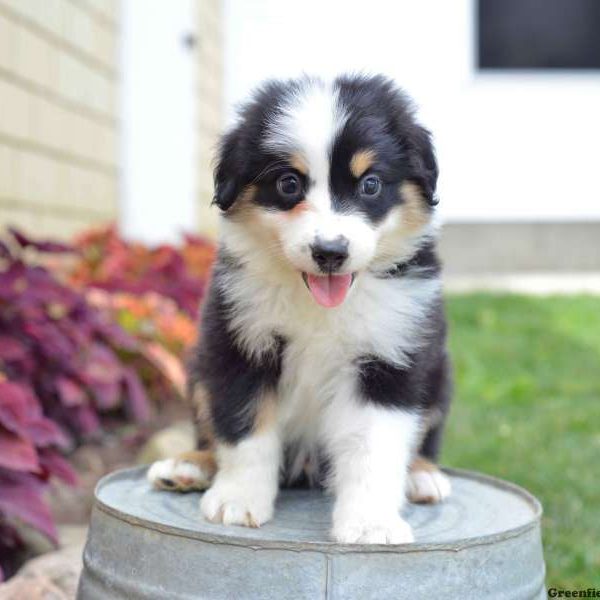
xmin=407 ymin=422 xmax=452 ymax=504
xmin=408 ymin=354 xmax=453 ymax=504
xmin=407 ymin=454 xmax=451 ymax=504
xmin=147 ymin=449 xmax=217 ymax=492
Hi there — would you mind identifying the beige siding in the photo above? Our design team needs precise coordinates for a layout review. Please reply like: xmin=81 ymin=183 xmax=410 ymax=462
xmin=196 ymin=0 xmax=223 ymax=239
xmin=0 ymin=0 xmax=119 ymax=239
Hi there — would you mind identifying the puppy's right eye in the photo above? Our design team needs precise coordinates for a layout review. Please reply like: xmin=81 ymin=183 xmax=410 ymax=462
xmin=276 ymin=173 xmax=302 ymax=200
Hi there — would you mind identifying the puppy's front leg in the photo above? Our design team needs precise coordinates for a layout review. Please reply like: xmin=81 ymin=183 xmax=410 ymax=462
xmin=200 ymin=389 xmax=281 ymax=528
xmin=200 ymin=426 xmax=280 ymax=528
xmin=324 ymin=400 xmax=419 ymax=544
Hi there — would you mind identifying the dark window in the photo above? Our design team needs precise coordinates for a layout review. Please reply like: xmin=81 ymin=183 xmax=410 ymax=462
xmin=478 ymin=0 xmax=600 ymax=70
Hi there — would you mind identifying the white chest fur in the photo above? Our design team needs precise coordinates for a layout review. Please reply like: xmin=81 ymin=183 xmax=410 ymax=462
xmin=218 ymin=265 xmax=440 ymax=460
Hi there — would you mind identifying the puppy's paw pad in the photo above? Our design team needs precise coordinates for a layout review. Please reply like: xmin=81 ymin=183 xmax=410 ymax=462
xmin=407 ymin=468 xmax=452 ymax=504
xmin=200 ymin=485 xmax=273 ymax=528
xmin=332 ymin=516 xmax=414 ymax=545
xmin=147 ymin=458 xmax=210 ymax=491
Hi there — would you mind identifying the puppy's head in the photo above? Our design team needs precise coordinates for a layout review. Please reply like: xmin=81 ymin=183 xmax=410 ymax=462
xmin=215 ymin=75 xmax=438 ymax=308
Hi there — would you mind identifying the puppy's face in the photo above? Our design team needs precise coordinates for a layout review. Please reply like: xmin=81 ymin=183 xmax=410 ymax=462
xmin=215 ymin=76 xmax=438 ymax=307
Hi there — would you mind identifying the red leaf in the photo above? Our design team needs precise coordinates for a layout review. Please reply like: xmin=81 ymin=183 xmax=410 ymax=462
xmin=0 ymin=470 xmax=57 ymax=544
xmin=0 ymin=427 xmax=39 ymax=472
xmin=38 ymin=449 xmax=78 ymax=486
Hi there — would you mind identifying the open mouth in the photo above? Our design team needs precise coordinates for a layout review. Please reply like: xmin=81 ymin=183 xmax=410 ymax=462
xmin=301 ymin=272 xmax=356 ymax=308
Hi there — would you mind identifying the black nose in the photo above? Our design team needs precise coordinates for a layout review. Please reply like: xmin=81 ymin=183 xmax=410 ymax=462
xmin=311 ymin=237 xmax=349 ymax=272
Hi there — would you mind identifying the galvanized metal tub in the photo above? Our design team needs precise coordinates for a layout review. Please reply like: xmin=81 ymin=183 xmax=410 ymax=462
xmin=78 ymin=467 xmax=545 ymax=599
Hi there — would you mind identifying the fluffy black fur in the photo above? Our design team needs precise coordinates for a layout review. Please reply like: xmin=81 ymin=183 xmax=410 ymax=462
xmin=191 ymin=257 xmax=286 ymax=443
xmin=192 ymin=74 xmax=452 ymax=480
xmin=214 ymin=75 xmax=439 ymax=220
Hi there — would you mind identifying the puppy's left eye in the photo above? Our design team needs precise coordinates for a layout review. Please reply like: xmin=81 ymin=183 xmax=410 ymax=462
xmin=276 ymin=173 xmax=302 ymax=199
xmin=359 ymin=175 xmax=382 ymax=198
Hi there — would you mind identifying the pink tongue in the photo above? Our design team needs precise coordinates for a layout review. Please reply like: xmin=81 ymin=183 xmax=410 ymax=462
xmin=306 ymin=273 xmax=352 ymax=308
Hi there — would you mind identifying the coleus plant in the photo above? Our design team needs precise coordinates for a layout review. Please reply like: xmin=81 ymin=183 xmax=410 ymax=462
xmin=0 ymin=229 xmax=175 ymax=580
xmin=69 ymin=225 xmax=216 ymax=317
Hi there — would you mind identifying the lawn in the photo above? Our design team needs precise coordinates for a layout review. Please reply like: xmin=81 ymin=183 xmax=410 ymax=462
xmin=443 ymin=294 xmax=600 ymax=588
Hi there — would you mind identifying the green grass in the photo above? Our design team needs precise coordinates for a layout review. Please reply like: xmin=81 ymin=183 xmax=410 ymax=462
xmin=444 ymin=294 xmax=600 ymax=588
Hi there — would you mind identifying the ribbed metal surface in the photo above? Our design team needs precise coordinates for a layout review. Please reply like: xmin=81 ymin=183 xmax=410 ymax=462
xmin=78 ymin=467 xmax=545 ymax=599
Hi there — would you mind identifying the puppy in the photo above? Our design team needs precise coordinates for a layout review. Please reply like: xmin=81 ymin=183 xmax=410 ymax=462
xmin=148 ymin=75 xmax=452 ymax=544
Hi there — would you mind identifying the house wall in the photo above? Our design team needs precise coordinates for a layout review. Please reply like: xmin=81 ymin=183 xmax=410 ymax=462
xmin=0 ymin=0 xmax=119 ymax=238
xmin=119 ymin=0 xmax=223 ymax=243
xmin=223 ymin=0 xmax=600 ymax=224
xmin=196 ymin=0 xmax=223 ymax=238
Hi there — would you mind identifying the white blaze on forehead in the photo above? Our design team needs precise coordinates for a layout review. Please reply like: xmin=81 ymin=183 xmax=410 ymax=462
xmin=260 ymin=81 xmax=377 ymax=276
xmin=264 ymin=80 xmax=347 ymax=211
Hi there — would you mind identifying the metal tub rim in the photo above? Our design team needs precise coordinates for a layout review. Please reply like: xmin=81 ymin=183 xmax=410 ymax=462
xmin=92 ymin=466 xmax=542 ymax=555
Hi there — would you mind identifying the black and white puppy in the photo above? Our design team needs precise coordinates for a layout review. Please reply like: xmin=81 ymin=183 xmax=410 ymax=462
xmin=148 ymin=74 xmax=452 ymax=544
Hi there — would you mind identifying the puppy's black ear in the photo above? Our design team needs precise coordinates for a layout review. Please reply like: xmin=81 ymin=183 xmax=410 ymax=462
xmin=213 ymin=128 xmax=244 ymax=212
xmin=411 ymin=126 xmax=439 ymax=206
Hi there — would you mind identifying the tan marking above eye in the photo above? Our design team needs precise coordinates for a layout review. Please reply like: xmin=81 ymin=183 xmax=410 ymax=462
xmin=290 ymin=153 xmax=309 ymax=175
xmin=350 ymin=149 xmax=376 ymax=178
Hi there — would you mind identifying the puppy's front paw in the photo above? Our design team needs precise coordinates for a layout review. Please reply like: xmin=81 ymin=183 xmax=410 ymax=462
xmin=407 ymin=465 xmax=451 ymax=504
xmin=332 ymin=515 xmax=414 ymax=544
xmin=147 ymin=458 xmax=211 ymax=492
xmin=200 ymin=481 xmax=275 ymax=528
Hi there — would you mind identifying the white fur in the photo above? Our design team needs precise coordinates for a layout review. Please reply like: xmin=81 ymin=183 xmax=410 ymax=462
xmin=323 ymin=396 xmax=420 ymax=544
xmin=407 ymin=468 xmax=452 ymax=504
xmin=261 ymin=80 xmax=379 ymax=277
xmin=201 ymin=79 xmax=443 ymax=542
xmin=264 ymin=78 xmax=347 ymax=169
xmin=213 ymin=253 xmax=441 ymax=491
xmin=200 ymin=430 xmax=281 ymax=527
xmin=147 ymin=458 xmax=209 ymax=490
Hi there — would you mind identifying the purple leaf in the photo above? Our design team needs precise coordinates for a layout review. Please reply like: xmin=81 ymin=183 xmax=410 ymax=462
xmin=0 ymin=239 xmax=12 ymax=259
xmin=24 ymin=417 xmax=69 ymax=449
xmin=81 ymin=344 xmax=123 ymax=387
xmin=55 ymin=376 xmax=86 ymax=407
xmin=122 ymin=368 xmax=150 ymax=422
xmin=73 ymin=405 xmax=101 ymax=435
xmin=0 ymin=427 xmax=39 ymax=472
xmin=23 ymin=321 xmax=75 ymax=364
xmin=9 ymin=228 xmax=73 ymax=254
xmin=0 ymin=381 xmax=69 ymax=449
xmin=0 ymin=262 xmax=26 ymax=301
xmin=0 ymin=335 xmax=28 ymax=362
xmin=91 ymin=381 xmax=121 ymax=410
xmin=0 ymin=469 xmax=57 ymax=544
xmin=38 ymin=449 xmax=78 ymax=486
xmin=0 ymin=381 xmax=41 ymax=434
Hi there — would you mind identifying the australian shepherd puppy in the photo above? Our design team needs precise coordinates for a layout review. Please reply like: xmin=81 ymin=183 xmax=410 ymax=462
xmin=148 ymin=74 xmax=452 ymax=544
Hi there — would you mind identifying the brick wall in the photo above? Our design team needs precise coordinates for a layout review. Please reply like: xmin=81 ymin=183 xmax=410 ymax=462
xmin=0 ymin=0 xmax=119 ymax=239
